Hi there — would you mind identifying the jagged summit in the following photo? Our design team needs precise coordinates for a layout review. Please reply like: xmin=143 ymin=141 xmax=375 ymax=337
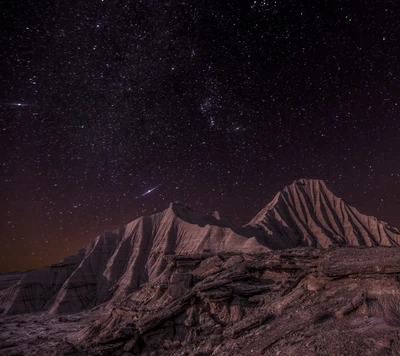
xmin=250 ymin=178 xmax=400 ymax=248
xmin=283 ymin=179 xmax=344 ymax=203
xmin=250 ymin=179 xmax=336 ymax=221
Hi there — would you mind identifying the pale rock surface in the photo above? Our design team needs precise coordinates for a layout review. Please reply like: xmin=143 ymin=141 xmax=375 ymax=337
xmin=1 ymin=179 xmax=400 ymax=355
xmin=1 ymin=179 xmax=400 ymax=318
xmin=0 ymin=202 xmax=266 ymax=315
xmin=251 ymin=178 xmax=400 ymax=247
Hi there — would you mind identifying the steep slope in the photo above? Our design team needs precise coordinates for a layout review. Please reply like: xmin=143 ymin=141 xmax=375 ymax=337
xmin=250 ymin=178 xmax=400 ymax=248
xmin=0 ymin=272 xmax=25 ymax=293
xmin=2 ymin=179 xmax=400 ymax=317
xmin=0 ymin=242 xmax=93 ymax=315
xmin=0 ymin=202 xmax=267 ymax=315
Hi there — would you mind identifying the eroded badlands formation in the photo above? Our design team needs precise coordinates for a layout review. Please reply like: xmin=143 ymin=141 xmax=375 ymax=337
xmin=1 ymin=179 xmax=400 ymax=355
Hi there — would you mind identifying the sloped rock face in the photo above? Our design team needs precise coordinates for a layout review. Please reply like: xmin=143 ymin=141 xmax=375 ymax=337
xmin=251 ymin=179 xmax=400 ymax=248
xmin=0 ymin=203 xmax=268 ymax=315
xmin=0 ymin=272 xmax=24 ymax=293
xmin=0 ymin=246 xmax=89 ymax=315
xmin=2 ymin=179 xmax=400 ymax=317
xmin=76 ymin=247 xmax=400 ymax=356
xmin=1 ymin=179 xmax=400 ymax=355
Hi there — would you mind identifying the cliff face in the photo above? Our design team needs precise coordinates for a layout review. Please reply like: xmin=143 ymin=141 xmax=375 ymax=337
xmin=1 ymin=179 xmax=400 ymax=316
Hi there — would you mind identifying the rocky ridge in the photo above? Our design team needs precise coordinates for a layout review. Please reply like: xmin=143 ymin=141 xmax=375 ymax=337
xmin=1 ymin=179 xmax=400 ymax=317
xmin=1 ymin=179 xmax=400 ymax=355
xmin=250 ymin=179 xmax=400 ymax=248
xmin=1 ymin=247 xmax=398 ymax=355
xmin=73 ymin=246 xmax=400 ymax=355
xmin=0 ymin=202 xmax=267 ymax=316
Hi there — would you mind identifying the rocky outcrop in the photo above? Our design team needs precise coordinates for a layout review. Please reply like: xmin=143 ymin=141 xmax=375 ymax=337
xmin=75 ymin=246 xmax=400 ymax=356
xmin=0 ymin=203 xmax=267 ymax=315
xmin=1 ymin=178 xmax=400 ymax=355
xmin=2 ymin=179 xmax=400 ymax=317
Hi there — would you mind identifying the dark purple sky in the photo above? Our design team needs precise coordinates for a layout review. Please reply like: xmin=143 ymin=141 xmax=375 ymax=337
xmin=1 ymin=0 xmax=400 ymax=272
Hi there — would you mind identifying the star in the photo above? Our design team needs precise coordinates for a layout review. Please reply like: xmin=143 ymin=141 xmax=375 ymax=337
xmin=1 ymin=0 xmax=399 ymax=274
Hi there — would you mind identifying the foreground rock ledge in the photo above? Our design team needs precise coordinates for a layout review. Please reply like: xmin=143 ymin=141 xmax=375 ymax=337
xmin=3 ymin=246 xmax=400 ymax=355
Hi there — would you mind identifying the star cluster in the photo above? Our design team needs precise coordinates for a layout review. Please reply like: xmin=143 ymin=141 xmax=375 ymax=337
xmin=1 ymin=0 xmax=400 ymax=272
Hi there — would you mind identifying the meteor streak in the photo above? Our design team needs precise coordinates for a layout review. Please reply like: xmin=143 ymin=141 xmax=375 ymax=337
xmin=136 ymin=184 xmax=162 ymax=199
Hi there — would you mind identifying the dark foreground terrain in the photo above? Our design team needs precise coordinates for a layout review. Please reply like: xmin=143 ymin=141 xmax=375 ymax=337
xmin=3 ymin=246 xmax=400 ymax=355
xmin=0 ymin=311 xmax=98 ymax=356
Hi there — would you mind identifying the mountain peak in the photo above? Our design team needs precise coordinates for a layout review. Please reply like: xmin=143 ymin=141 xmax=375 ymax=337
xmin=282 ymin=179 xmax=341 ymax=202
xmin=250 ymin=179 xmax=333 ymax=222
xmin=250 ymin=179 xmax=400 ymax=248
xmin=3 ymin=179 xmax=400 ymax=318
xmin=168 ymin=201 xmax=195 ymax=215
xmin=285 ymin=178 xmax=330 ymax=192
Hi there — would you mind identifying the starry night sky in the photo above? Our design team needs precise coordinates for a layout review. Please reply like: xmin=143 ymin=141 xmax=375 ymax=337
xmin=1 ymin=0 xmax=400 ymax=272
